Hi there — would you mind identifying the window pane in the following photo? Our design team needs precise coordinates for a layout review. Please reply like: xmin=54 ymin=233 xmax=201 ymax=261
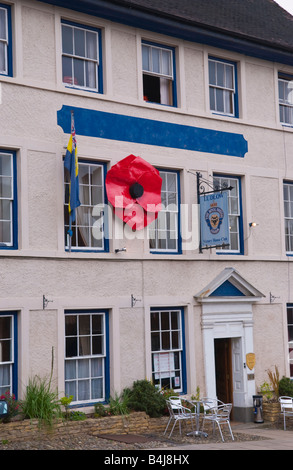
xmin=78 ymin=359 xmax=89 ymax=378
xmin=86 ymin=31 xmax=97 ymax=60
xmin=0 ymin=200 xmax=10 ymax=222
xmin=151 ymin=332 xmax=160 ymax=351
xmin=92 ymin=315 xmax=103 ymax=335
xmin=78 ymin=380 xmax=90 ymax=401
xmin=151 ymin=311 xmax=159 ymax=331
xmin=92 ymin=336 xmax=102 ymax=355
xmin=79 ymin=315 xmax=90 ymax=335
xmin=161 ymin=332 xmax=170 ymax=350
xmin=62 ymin=25 xmax=73 ymax=54
xmin=86 ymin=61 xmax=97 ymax=89
xmin=74 ymin=28 xmax=85 ymax=57
xmin=0 ymin=317 xmax=11 ymax=339
xmin=62 ymin=56 xmax=73 ymax=84
xmin=0 ymin=9 xmax=7 ymax=41
xmin=152 ymin=47 xmax=160 ymax=74
xmin=0 ymin=154 xmax=12 ymax=176
xmin=142 ymin=45 xmax=150 ymax=71
xmin=161 ymin=49 xmax=171 ymax=76
xmin=79 ymin=336 xmax=90 ymax=356
xmin=216 ymin=88 xmax=224 ymax=112
xmin=225 ymin=64 xmax=234 ymax=88
xmin=0 ymin=42 xmax=6 ymax=73
xmin=74 ymin=58 xmax=85 ymax=87
xmin=216 ymin=61 xmax=225 ymax=87
xmin=0 ymin=221 xmax=11 ymax=244
xmin=65 ymin=360 xmax=76 ymax=380
xmin=209 ymin=60 xmax=216 ymax=85
xmin=66 ymin=337 xmax=77 ymax=357
xmin=65 ymin=316 xmax=77 ymax=336
xmin=0 ymin=176 xmax=12 ymax=198
xmin=92 ymin=378 xmax=103 ymax=398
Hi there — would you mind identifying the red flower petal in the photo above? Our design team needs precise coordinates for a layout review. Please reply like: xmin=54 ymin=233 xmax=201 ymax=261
xmin=106 ymin=155 xmax=162 ymax=229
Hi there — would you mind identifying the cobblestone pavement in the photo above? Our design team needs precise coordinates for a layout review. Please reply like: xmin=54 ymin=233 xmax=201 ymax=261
xmin=0 ymin=427 xmax=267 ymax=450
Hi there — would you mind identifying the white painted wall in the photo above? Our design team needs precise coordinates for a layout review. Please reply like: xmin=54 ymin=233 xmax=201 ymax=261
xmin=0 ymin=1 xmax=292 ymax=407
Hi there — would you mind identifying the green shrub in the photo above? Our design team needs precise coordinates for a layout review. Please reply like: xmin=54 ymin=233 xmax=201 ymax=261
xmin=94 ymin=403 xmax=111 ymax=417
xmin=279 ymin=376 xmax=293 ymax=397
xmin=67 ymin=411 xmax=87 ymax=421
xmin=109 ymin=391 xmax=130 ymax=416
xmin=127 ymin=380 xmax=166 ymax=418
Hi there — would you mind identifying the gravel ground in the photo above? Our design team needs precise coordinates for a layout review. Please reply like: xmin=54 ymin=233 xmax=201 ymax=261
xmin=0 ymin=428 xmax=267 ymax=450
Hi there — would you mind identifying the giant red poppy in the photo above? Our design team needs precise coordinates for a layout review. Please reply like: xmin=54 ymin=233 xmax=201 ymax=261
xmin=105 ymin=154 xmax=162 ymax=230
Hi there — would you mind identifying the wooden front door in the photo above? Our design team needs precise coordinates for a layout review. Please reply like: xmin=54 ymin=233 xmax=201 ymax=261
xmin=214 ymin=338 xmax=233 ymax=406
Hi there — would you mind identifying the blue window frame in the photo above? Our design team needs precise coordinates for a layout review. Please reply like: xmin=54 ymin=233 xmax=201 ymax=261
xmin=213 ymin=175 xmax=244 ymax=254
xmin=61 ymin=20 xmax=103 ymax=93
xmin=149 ymin=169 xmax=181 ymax=254
xmin=142 ymin=40 xmax=177 ymax=107
xmin=279 ymin=73 xmax=293 ymax=126
xmin=209 ymin=57 xmax=238 ymax=118
xmin=150 ymin=307 xmax=186 ymax=394
xmin=64 ymin=309 xmax=110 ymax=405
xmin=0 ymin=312 xmax=18 ymax=399
xmin=64 ymin=160 xmax=108 ymax=252
xmin=0 ymin=150 xmax=17 ymax=250
xmin=0 ymin=3 xmax=12 ymax=77
xmin=287 ymin=304 xmax=293 ymax=378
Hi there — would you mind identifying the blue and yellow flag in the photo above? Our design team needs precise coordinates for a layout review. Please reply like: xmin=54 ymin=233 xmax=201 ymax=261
xmin=64 ymin=114 xmax=80 ymax=223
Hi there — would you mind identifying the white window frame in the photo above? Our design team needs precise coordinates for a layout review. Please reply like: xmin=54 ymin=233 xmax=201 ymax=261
xmin=61 ymin=21 xmax=100 ymax=92
xmin=149 ymin=170 xmax=179 ymax=253
xmin=150 ymin=309 xmax=184 ymax=392
xmin=142 ymin=42 xmax=175 ymax=106
xmin=0 ymin=314 xmax=14 ymax=396
xmin=64 ymin=161 xmax=106 ymax=251
xmin=0 ymin=6 xmax=8 ymax=75
xmin=284 ymin=182 xmax=293 ymax=253
xmin=279 ymin=75 xmax=293 ymax=126
xmin=214 ymin=175 xmax=241 ymax=253
xmin=0 ymin=152 xmax=14 ymax=248
xmin=208 ymin=57 xmax=237 ymax=117
xmin=64 ymin=311 xmax=106 ymax=405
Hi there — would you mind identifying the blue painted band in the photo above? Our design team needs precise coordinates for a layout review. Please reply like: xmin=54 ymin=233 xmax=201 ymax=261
xmin=57 ymin=105 xmax=248 ymax=157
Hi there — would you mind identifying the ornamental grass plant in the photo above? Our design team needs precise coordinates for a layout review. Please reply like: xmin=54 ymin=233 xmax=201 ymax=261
xmin=21 ymin=375 xmax=62 ymax=427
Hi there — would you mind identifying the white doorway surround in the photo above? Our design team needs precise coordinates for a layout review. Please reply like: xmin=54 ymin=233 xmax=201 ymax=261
xmin=194 ymin=268 xmax=265 ymax=422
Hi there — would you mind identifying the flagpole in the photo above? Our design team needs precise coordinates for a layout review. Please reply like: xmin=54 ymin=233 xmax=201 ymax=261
xmin=68 ymin=213 xmax=72 ymax=253
xmin=68 ymin=110 xmax=74 ymax=253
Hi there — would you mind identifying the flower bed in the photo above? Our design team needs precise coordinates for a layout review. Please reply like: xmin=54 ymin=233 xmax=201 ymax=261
xmin=0 ymin=412 xmax=170 ymax=443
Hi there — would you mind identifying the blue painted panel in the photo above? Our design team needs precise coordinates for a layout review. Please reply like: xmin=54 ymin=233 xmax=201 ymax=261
xmin=210 ymin=280 xmax=245 ymax=297
xmin=57 ymin=105 xmax=248 ymax=158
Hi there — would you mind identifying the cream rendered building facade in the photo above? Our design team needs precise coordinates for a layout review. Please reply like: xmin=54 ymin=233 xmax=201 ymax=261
xmin=0 ymin=0 xmax=293 ymax=421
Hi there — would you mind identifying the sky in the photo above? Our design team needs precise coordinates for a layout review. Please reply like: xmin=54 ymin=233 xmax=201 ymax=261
xmin=274 ymin=0 xmax=293 ymax=15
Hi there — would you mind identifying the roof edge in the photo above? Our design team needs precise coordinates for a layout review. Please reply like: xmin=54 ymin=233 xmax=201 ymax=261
xmin=38 ymin=0 xmax=293 ymax=66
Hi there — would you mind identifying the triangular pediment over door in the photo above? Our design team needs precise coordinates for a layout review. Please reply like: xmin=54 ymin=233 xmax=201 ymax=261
xmin=194 ymin=267 xmax=265 ymax=302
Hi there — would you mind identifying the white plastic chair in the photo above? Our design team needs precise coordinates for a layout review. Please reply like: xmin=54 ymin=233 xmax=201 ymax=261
xmin=164 ymin=396 xmax=194 ymax=438
xmin=279 ymin=396 xmax=293 ymax=430
xmin=201 ymin=402 xmax=234 ymax=442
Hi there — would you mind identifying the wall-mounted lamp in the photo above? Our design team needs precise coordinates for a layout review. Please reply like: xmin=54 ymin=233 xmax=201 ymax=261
xmin=115 ymin=247 xmax=126 ymax=253
xmin=249 ymin=222 xmax=258 ymax=227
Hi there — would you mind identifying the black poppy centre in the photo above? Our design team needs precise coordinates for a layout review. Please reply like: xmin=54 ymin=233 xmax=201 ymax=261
xmin=129 ymin=182 xmax=144 ymax=199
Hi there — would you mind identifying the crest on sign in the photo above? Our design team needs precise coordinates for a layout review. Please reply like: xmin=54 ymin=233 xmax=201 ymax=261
xmin=246 ymin=353 xmax=256 ymax=370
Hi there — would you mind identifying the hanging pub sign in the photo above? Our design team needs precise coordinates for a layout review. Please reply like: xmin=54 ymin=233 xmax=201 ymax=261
xmin=200 ymin=190 xmax=230 ymax=249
